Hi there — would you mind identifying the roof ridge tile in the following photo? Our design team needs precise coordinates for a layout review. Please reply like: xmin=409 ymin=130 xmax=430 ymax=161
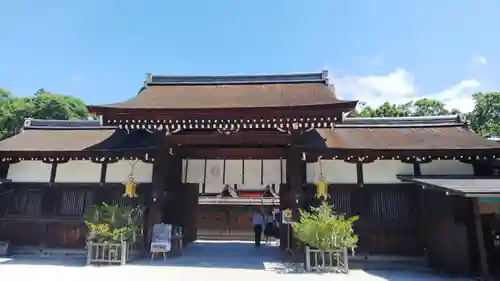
xmin=341 ymin=114 xmax=465 ymax=128
xmin=23 ymin=118 xmax=104 ymax=129
xmin=147 ymin=71 xmax=328 ymax=86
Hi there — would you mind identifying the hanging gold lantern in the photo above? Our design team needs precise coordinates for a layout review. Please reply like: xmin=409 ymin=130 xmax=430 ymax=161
xmin=315 ymin=175 xmax=328 ymax=200
xmin=123 ymin=174 xmax=138 ymax=198
xmin=315 ymin=158 xmax=328 ymax=200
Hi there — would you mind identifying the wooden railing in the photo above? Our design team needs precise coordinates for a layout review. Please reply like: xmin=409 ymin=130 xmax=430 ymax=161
xmin=86 ymin=241 xmax=141 ymax=265
xmin=304 ymin=246 xmax=349 ymax=273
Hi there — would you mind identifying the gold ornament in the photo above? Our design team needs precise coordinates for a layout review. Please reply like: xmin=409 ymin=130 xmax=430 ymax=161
xmin=315 ymin=175 xmax=328 ymax=200
xmin=123 ymin=174 xmax=138 ymax=198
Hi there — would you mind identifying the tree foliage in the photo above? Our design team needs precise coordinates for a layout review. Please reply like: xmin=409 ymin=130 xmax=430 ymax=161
xmin=84 ymin=203 xmax=145 ymax=243
xmin=349 ymin=94 xmax=500 ymax=136
xmin=469 ymin=92 xmax=500 ymax=136
xmin=0 ymin=88 xmax=90 ymax=140
xmin=350 ymin=98 xmax=461 ymax=118
xmin=292 ymin=202 xmax=359 ymax=251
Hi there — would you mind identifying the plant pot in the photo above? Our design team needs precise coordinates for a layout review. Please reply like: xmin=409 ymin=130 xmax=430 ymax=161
xmin=304 ymin=246 xmax=349 ymax=273
xmin=86 ymin=241 xmax=141 ymax=266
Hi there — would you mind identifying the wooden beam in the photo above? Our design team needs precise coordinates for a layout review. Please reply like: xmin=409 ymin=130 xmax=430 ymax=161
xmin=168 ymin=132 xmax=291 ymax=146
xmin=181 ymin=147 xmax=288 ymax=159
xmin=95 ymin=103 xmax=355 ymax=120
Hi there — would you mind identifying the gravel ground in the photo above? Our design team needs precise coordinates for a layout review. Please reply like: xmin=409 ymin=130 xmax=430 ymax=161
xmin=0 ymin=241 xmax=472 ymax=281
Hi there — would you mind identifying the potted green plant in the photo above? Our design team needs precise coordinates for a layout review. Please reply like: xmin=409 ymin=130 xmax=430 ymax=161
xmin=84 ymin=203 xmax=144 ymax=265
xmin=292 ymin=202 xmax=359 ymax=273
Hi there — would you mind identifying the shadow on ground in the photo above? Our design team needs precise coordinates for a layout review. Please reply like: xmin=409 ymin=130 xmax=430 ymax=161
xmin=0 ymin=240 xmax=290 ymax=271
xmin=0 ymin=241 xmax=476 ymax=280
xmin=137 ymin=240 xmax=295 ymax=271
xmin=0 ymin=256 xmax=86 ymax=267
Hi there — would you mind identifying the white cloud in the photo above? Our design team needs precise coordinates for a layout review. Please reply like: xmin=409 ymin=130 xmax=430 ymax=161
xmin=472 ymin=55 xmax=487 ymax=66
xmin=332 ymin=69 xmax=481 ymax=113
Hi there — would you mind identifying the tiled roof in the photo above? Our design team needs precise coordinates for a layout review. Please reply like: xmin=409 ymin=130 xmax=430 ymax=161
xmin=3 ymin=115 xmax=499 ymax=156
xmin=87 ymin=71 xmax=357 ymax=110
xmin=0 ymin=119 xmax=154 ymax=154
xmin=299 ymin=115 xmax=500 ymax=152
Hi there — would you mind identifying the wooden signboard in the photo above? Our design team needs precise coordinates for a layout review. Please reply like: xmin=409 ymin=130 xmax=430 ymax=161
xmin=282 ymin=208 xmax=292 ymax=224
xmin=150 ymin=223 xmax=172 ymax=253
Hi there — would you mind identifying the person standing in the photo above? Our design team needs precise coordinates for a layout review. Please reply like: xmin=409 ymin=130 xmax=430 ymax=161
xmin=263 ymin=209 xmax=275 ymax=244
xmin=252 ymin=208 xmax=264 ymax=247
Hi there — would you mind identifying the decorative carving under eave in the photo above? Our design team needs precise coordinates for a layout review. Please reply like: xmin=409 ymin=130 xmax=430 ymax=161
xmin=91 ymin=157 xmax=119 ymax=164
xmin=277 ymin=121 xmax=333 ymax=135
xmin=217 ymin=124 xmax=240 ymax=135
xmin=400 ymin=156 xmax=433 ymax=164
xmin=343 ymin=156 xmax=375 ymax=164
xmin=41 ymin=157 xmax=69 ymax=164
xmin=0 ymin=158 xmax=20 ymax=164
xmin=0 ymin=155 xmax=153 ymax=163
xmin=109 ymin=116 xmax=340 ymax=131
xmin=313 ymin=154 xmax=497 ymax=162
xmin=141 ymin=158 xmax=155 ymax=164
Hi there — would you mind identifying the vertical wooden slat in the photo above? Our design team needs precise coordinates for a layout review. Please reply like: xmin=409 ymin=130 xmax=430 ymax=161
xmin=356 ymin=164 xmax=363 ymax=185
xmin=49 ymin=163 xmax=57 ymax=184
xmin=222 ymin=159 xmax=226 ymax=185
xmin=472 ymin=198 xmax=489 ymax=279
xmin=100 ymin=163 xmax=107 ymax=184
xmin=413 ymin=163 xmax=421 ymax=177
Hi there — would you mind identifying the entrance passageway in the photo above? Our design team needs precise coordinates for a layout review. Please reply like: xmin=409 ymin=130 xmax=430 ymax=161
xmin=157 ymin=240 xmax=283 ymax=270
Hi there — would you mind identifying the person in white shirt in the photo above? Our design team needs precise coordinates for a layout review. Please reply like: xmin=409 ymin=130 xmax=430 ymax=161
xmin=252 ymin=209 xmax=265 ymax=247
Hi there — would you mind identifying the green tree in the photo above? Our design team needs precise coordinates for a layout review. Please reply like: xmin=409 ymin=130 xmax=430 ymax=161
xmin=469 ymin=92 xmax=500 ymax=136
xmin=292 ymin=202 xmax=359 ymax=251
xmin=0 ymin=88 xmax=90 ymax=140
xmin=350 ymin=98 xmax=460 ymax=118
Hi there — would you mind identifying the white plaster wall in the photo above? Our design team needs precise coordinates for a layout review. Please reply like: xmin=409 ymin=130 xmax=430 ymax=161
xmin=183 ymin=158 xmax=285 ymax=191
xmin=242 ymin=159 xmax=262 ymax=190
xmin=55 ymin=161 xmax=102 ymax=183
xmin=262 ymin=159 xmax=281 ymax=185
xmin=224 ymin=160 xmax=243 ymax=185
xmin=184 ymin=159 xmax=205 ymax=184
xmin=106 ymin=160 xmax=153 ymax=183
xmin=7 ymin=161 xmax=52 ymax=182
xmin=363 ymin=160 xmax=414 ymax=184
xmin=306 ymin=160 xmax=357 ymax=183
xmin=205 ymin=159 xmax=224 ymax=193
xmin=420 ymin=160 xmax=474 ymax=176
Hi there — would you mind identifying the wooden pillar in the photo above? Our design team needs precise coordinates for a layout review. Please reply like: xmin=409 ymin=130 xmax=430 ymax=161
xmin=147 ymin=134 xmax=169 ymax=243
xmin=417 ymin=186 xmax=429 ymax=259
xmin=286 ymin=146 xmax=305 ymax=253
xmin=287 ymin=147 xmax=304 ymax=220
xmin=162 ymin=149 xmax=182 ymax=226
xmin=472 ymin=198 xmax=489 ymax=280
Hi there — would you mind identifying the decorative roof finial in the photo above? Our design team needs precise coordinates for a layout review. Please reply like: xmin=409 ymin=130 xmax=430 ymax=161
xmin=321 ymin=70 xmax=329 ymax=85
xmin=145 ymin=73 xmax=153 ymax=87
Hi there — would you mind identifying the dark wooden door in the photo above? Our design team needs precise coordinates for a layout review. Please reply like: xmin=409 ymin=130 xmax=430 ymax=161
xmin=197 ymin=206 xmax=254 ymax=240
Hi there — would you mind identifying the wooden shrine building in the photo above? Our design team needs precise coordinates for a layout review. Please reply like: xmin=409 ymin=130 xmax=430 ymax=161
xmin=1 ymin=71 xmax=500 ymax=277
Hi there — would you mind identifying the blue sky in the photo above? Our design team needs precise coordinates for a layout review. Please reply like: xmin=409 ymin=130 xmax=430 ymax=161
xmin=0 ymin=0 xmax=497 ymax=112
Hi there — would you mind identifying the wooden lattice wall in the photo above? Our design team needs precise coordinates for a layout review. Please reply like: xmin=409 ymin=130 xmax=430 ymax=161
xmin=0 ymin=183 xmax=151 ymax=248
